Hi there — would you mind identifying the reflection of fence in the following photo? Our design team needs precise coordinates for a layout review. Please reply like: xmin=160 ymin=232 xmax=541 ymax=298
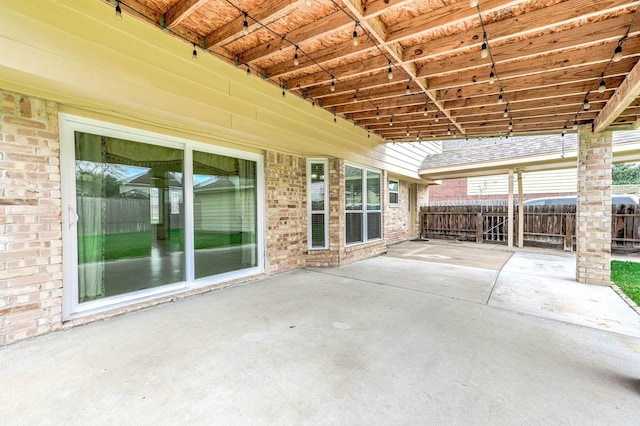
xmin=420 ymin=205 xmax=640 ymax=251
xmin=78 ymin=197 xmax=151 ymax=235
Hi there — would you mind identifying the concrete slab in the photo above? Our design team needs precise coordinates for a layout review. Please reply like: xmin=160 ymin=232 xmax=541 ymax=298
xmin=315 ymin=255 xmax=498 ymax=304
xmin=2 ymin=257 xmax=640 ymax=425
xmin=490 ymin=252 xmax=640 ymax=339
xmin=386 ymin=239 xmax=512 ymax=271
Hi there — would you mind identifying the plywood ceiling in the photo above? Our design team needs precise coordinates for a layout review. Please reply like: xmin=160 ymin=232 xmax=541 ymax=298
xmin=106 ymin=0 xmax=640 ymax=141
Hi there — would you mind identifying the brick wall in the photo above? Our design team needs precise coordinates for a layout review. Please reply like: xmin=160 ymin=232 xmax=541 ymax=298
xmin=264 ymin=151 xmax=306 ymax=273
xmin=576 ymin=128 xmax=612 ymax=285
xmin=384 ymin=176 xmax=410 ymax=245
xmin=0 ymin=90 xmax=63 ymax=345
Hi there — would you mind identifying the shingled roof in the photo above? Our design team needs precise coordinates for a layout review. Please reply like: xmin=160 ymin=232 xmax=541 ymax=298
xmin=421 ymin=129 xmax=640 ymax=170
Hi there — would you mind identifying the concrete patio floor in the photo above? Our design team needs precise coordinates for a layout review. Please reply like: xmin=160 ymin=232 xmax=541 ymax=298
xmin=2 ymin=241 xmax=640 ymax=424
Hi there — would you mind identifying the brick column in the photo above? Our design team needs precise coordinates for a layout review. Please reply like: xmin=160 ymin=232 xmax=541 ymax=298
xmin=576 ymin=126 xmax=612 ymax=285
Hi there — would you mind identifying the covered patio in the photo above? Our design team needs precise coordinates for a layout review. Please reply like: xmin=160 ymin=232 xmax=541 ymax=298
xmin=3 ymin=241 xmax=639 ymax=424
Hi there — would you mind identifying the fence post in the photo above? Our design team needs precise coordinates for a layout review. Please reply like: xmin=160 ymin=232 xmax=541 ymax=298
xmin=476 ymin=212 xmax=483 ymax=243
xmin=564 ymin=213 xmax=574 ymax=252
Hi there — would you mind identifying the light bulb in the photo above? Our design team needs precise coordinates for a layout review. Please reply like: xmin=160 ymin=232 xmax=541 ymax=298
xmin=246 ymin=65 xmax=250 ymax=77
xmin=305 ymin=0 xmax=312 ymax=7
xmin=583 ymin=98 xmax=590 ymax=110
xmin=489 ymin=71 xmax=495 ymax=84
xmin=242 ymin=16 xmax=250 ymax=36
xmin=376 ymin=110 xmax=380 ymax=120
xmin=598 ymin=80 xmax=606 ymax=93
xmin=406 ymin=85 xmax=410 ymax=94
xmin=470 ymin=0 xmax=478 ymax=7
xmin=613 ymin=45 xmax=623 ymax=62
xmin=352 ymin=30 xmax=358 ymax=46
xmin=498 ymin=93 xmax=503 ymax=104
xmin=353 ymin=92 xmax=357 ymax=103
xmin=389 ymin=117 xmax=393 ymax=126
xmin=115 ymin=1 xmax=123 ymax=19
xmin=435 ymin=114 xmax=439 ymax=123
xmin=423 ymin=107 xmax=428 ymax=116
xmin=481 ymin=42 xmax=488 ymax=58
xmin=388 ymin=67 xmax=393 ymax=80
xmin=503 ymin=108 xmax=509 ymax=118
xmin=192 ymin=45 xmax=197 ymax=60
xmin=294 ymin=53 xmax=299 ymax=66
xmin=406 ymin=129 xmax=410 ymax=137
xmin=573 ymin=120 xmax=578 ymax=130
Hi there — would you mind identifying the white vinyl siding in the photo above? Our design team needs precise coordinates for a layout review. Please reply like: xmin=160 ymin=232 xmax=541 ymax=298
xmin=467 ymin=169 xmax=576 ymax=196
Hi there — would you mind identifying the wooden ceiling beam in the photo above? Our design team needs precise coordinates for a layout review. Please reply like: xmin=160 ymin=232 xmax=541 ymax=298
xmin=387 ymin=0 xmax=528 ymax=44
xmin=442 ymin=78 xmax=623 ymax=111
xmin=342 ymin=0 xmax=464 ymax=134
xmin=163 ymin=0 xmax=207 ymax=29
xmin=417 ymin=15 xmax=640 ymax=79
xmin=595 ymin=58 xmax=640 ymax=132
xmin=288 ymin=55 xmax=389 ymax=90
xmin=204 ymin=0 xmax=300 ymax=48
xmin=436 ymin=60 xmax=635 ymax=100
xmin=239 ymin=12 xmax=352 ymax=64
xmin=404 ymin=0 xmax=640 ymax=62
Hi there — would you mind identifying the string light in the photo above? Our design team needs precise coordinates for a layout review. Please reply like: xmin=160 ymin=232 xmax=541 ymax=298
xmin=447 ymin=124 xmax=451 ymax=135
xmin=435 ymin=113 xmax=440 ymax=123
xmin=613 ymin=44 xmax=623 ymax=62
xmin=293 ymin=46 xmax=299 ymax=66
xmin=192 ymin=42 xmax=197 ymax=60
xmin=423 ymin=102 xmax=428 ymax=116
xmin=489 ymin=69 xmax=495 ymax=85
xmin=376 ymin=108 xmax=380 ymax=120
xmin=246 ymin=65 xmax=251 ymax=77
xmin=481 ymin=33 xmax=489 ymax=58
xmin=508 ymin=119 xmax=513 ymax=131
xmin=598 ymin=76 xmax=606 ymax=93
xmin=352 ymin=23 xmax=359 ymax=46
xmin=387 ymin=61 xmax=393 ymax=80
xmin=242 ymin=12 xmax=250 ymax=36
xmin=406 ymin=83 xmax=411 ymax=94
xmin=353 ymin=90 xmax=358 ymax=103
xmin=503 ymin=105 xmax=509 ymax=117
xmin=115 ymin=0 xmax=123 ymax=19
xmin=470 ymin=0 xmax=478 ymax=7
xmin=389 ymin=115 xmax=394 ymax=126
xmin=330 ymin=76 xmax=335 ymax=92
xmin=583 ymin=97 xmax=590 ymax=110
xmin=498 ymin=92 xmax=503 ymax=104
xmin=406 ymin=127 xmax=410 ymax=137
xmin=573 ymin=120 xmax=578 ymax=130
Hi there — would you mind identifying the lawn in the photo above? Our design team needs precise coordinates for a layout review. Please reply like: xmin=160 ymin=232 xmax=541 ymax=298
xmin=611 ymin=260 xmax=640 ymax=306
xmin=78 ymin=229 xmax=254 ymax=263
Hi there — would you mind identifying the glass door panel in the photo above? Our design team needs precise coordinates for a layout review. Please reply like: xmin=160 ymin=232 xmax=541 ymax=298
xmin=74 ymin=132 xmax=185 ymax=302
xmin=192 ymin=151 xmax=257 ymax=279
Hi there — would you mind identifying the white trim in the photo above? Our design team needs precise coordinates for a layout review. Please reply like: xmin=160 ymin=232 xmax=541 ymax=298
xmin=59 ymin=113 xmax=264 ymax=320
xmin=344 ymin=162 xmax=383 ymax=246
xmin=388 ymin=178 xmax=400 ymax=206
xmin=306 ymin=158 xmax=329 ymax=250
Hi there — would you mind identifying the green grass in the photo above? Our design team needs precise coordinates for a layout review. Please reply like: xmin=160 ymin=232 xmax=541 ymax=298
xmin=79 ymin=229 xmax=255 ymax=263
xmin=611 ymin=260 xmax=640 ymax=306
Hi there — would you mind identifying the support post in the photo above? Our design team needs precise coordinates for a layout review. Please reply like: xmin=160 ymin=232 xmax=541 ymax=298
xmin=507 ymin=169 xmax=514 ymax=250
xmin=517 ymin=169 xmax=524 ymax=248
xmin=476 ymin=212 xmax=483 ymax=243
xmin=576 ymin=125 xmax=612 ymax=285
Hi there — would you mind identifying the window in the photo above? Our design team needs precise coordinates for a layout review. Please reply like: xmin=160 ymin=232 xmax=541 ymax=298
xmin=307 ymin=159 xmax=328 ymax=249
xmin=389 ymin=179 xmax=399 ymax=205
xmin=345 ymin=164 xmax=382 ymax=244
xmin=60 ymin=114 xmax=263 ymax=319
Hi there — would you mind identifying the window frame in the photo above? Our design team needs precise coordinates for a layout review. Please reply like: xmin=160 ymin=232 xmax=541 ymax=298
xmin=307 ymin=158 xmax=329 ymax=250
xmin=344 ymin=163 xmax=382 ymax=246
xmin=389 ymin=178 xmax=400 ymax=206
xmin=59 ymin=113 xmax=264 ymax=320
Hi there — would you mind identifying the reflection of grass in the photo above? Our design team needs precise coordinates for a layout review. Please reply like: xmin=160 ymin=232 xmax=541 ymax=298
xmin=78 ymin=229 xmax=255 ymax=263
xmin=611 ymin=260 xmax=640 ymax=306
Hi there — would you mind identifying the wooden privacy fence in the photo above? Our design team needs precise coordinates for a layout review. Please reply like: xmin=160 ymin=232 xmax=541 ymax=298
xmin=420 ymin=204 xmax=640 ymax=251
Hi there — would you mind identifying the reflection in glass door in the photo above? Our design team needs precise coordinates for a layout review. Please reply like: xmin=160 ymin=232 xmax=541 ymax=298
xmin=192 ymin=150 xmax=257 ymax=279
xmin=74 ymin=132 xmax=185 ymax=302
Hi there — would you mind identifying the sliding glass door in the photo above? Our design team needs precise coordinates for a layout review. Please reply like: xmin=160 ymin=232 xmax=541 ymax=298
xmin=61 ymin=115 xmax=263 ymax=319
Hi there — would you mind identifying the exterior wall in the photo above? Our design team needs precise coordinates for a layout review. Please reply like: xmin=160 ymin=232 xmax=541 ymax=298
xmin=384 ymin=175 xmax=411 ymax=245
xmin=264 ymin=152 xmax=306 ymax=274
xmin=429 ymin=175 xmax=575 ymax=205
xmin=0 ymin=91 xmax=63 ymax=345
xmin=576 ymin=128 xmax=612 ymax=285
